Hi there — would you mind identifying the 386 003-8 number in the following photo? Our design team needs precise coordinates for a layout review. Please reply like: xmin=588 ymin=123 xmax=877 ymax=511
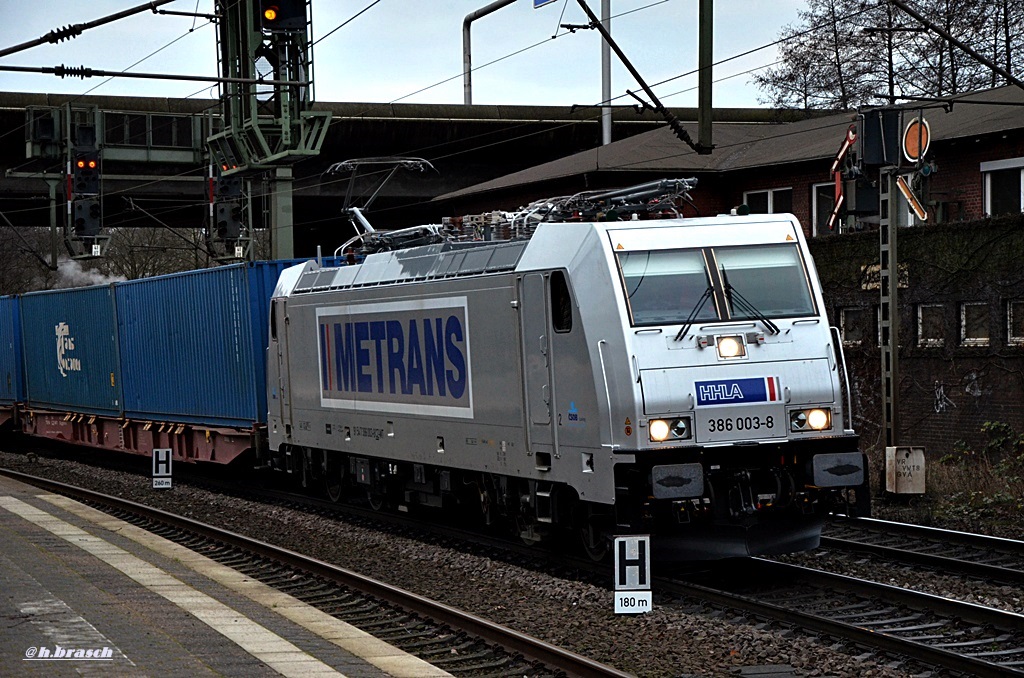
xmin=707 ymin=416 xmax=775 ymax=433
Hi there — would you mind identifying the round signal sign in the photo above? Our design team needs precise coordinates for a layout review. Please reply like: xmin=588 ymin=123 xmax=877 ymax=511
xmin=902 ymin=116 xmax=930 ymax=163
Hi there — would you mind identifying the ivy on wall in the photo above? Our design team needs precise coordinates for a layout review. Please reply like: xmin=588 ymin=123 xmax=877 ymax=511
xmin=809 ymin=213 xmax=1024 ymax=453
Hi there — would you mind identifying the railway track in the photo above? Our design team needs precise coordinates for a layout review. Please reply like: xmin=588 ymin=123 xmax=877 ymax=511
xmin=0 ymin=468 xmax=631 ymax=678
xmin=662 ymin=558 xmax=1024 ymax=677
xmin=7 ymin=448 xmax=1024 ymax=676
xmin=822 ymin=515 xmax=1024 ymax=584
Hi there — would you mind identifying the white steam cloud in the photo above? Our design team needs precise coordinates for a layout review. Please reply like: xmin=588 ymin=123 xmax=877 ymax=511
xmin=55 ymin=258 xmax=126 ymax=289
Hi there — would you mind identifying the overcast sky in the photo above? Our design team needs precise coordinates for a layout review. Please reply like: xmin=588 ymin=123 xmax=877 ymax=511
xmin=0 ymin=1 xmax=805 ymax=108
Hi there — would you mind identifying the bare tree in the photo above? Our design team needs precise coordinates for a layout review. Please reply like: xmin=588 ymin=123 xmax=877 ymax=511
xmin=755 ymin=0 xmax=1024 ymax=110
xmin=898 ymin=0 xmax=992 ymax=97
xmin=994 ymin=0 xmax=1024 ymax=83
xmin=99 ymin=226 xmax=205 ymax=281
xmin=754 ymin=0 xmax=878 ymax=110
xmin=0 ymin=226 xmax=58 ymax=294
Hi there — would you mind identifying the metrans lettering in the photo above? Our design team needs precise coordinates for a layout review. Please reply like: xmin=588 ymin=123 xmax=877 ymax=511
xmin=316 ymin=298 xmax=473 ymax=417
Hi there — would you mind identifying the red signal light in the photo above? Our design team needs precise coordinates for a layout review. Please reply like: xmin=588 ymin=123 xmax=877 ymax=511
xmin=87 ymin=160 xmax=97 ymax=169
xmin=76 ymin=160 xmax=86 ymax=169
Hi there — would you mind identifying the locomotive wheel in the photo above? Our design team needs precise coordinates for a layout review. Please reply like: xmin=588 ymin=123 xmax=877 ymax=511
xmin=324 ymin=455 xmax=344 ymax=503
xmin=513 ymin=504 xmax=543 ymax=545
xmin=518 ymin=522 xmax=543 ymax=546
xmin=580 ymin=526 xmax=610 ymax=562
xmin=578 ymin=506 xmax=611 ymax=561
xmin=300 ymin=454 xmax=313 ymax=489
xmin=367 ymin=489 xmax=385 ymax=511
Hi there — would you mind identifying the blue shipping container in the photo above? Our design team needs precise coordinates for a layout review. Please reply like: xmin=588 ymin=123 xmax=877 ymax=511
xmin=20 ymin=285 xmax=122 ymax=415
xmin=0 ymin=296 xmax=24 ymax=405
xmin=116 ymin=261 xmax=303 ymax=428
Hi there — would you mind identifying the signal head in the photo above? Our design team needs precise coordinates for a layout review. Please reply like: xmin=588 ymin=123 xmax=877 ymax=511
xmin=259 ymin=0 xmax=306 ymax=32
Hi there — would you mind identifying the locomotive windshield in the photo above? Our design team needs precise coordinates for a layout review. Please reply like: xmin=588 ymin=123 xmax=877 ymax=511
xmin=617 ymin=243 xmax=816 ymax=326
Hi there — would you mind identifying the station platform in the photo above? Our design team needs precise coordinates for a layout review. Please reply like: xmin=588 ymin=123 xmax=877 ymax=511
xmin=0 ymin=474 xmax=452 ymax=677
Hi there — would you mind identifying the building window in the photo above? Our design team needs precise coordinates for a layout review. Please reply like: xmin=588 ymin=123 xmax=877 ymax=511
xmin=961 ymin=302 xmax=989 ymax=346
xmin=917 ymin=304 xmax=944 ymax=347
xmin=104 ymin=113 xmax=126 ymax=145
xmin=812 ymin=183 xmax=835 ymax=236
xmin=1008 ymin=300 xmax=1024 ymax=346
xmin=982 ymin=158 xmax=1024 ymax=216
xmin=840 ymin=307 xmax=871 ymax=346
xmin=744 ymin=188 xmax=793 ymax=214
xmin=104 ymin=112 xmax=196 ymax=148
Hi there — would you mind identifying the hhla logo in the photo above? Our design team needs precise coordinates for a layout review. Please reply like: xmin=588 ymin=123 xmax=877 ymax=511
xmin=55 ymin=322 xmax=81 ymax=377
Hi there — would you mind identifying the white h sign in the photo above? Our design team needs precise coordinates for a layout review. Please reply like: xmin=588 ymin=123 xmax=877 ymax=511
xmin=613 ymin=535 xmax=652 ymax=614
xmin=152 ymin=448 xmax=172 ymax=489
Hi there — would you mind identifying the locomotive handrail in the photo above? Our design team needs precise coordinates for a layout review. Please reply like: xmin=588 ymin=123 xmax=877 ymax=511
xmin=830 ymin=325 xmax=854 ymax=432
xmin=698 ymin=321 xmax=756 ymax=331
xmin=596 ymin=339 xmax=619 ymax=449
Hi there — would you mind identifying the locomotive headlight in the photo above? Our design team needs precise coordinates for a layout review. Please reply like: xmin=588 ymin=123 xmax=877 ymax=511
xmin=670 ymin=417 xmax=692 ymax=440
xmin=716 ymin=335 xmax=746 ymax=359
xmin=649 ymin=419 xmax=671 ymax=442
xmin=790 ymin=408 xmax=832 ymax=432
xmin=807 ymin=408 xmax=830 ymax=430
xmin=648 ymin=417 xmax=692 ymax=442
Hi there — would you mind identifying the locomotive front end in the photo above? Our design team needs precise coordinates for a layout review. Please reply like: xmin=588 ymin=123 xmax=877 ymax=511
xmin=605 ymin=215 xmax=867 ymax=558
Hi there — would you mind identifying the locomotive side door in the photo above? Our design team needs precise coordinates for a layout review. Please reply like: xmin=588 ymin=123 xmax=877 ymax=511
xmin=269 ymin=299 xmax=292 ymax=439
xmin=519 ymin=273 xmax=558 ymax=463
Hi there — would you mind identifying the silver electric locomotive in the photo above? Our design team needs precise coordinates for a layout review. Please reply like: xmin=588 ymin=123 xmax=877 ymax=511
xmin=266 ymin=189 xmax=867 ymax=559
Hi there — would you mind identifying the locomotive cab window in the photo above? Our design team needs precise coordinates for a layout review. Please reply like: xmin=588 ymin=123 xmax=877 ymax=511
xmin=618 ymin=249 xmax=715 ymax=326
xmin=550 ymin=270 xmax=573 ymax=333
xmin=617 ymin=243 xmax=816 ymax=327
xmin=715 ymin=245 xmax=816 ymax=319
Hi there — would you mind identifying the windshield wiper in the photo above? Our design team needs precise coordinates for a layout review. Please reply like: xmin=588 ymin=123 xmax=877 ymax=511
xmin=674 ymin=269 xmax=715 ymax=342
xmin=721 ymin=266 xmax=780 ymax=335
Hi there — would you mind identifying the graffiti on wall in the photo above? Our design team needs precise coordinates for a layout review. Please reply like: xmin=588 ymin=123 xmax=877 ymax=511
xmin=934 ymin=382 xmax=956 ymax=413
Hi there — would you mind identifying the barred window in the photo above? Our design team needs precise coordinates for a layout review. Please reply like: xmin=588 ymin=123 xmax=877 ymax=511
xmin=840 ymin=307 xmax=870 ymax=346
xmin=961 ymin=303 xmax=989 ymax=347
xmin=917 ymin=304 xmax=944 ymax=347
xmin=1008 ymin=300 xmax=1024 ymax=346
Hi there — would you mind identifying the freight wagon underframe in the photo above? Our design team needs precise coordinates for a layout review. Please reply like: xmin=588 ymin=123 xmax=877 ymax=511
xmin=20 ymin=409 xmax=260 ymax=464
xmin=0 ymin=404 xmax=16 ymax=429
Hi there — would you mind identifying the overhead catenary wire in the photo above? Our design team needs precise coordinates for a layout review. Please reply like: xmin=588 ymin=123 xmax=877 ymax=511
xmin=0 ymin=0 xmax=178 ymax=59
